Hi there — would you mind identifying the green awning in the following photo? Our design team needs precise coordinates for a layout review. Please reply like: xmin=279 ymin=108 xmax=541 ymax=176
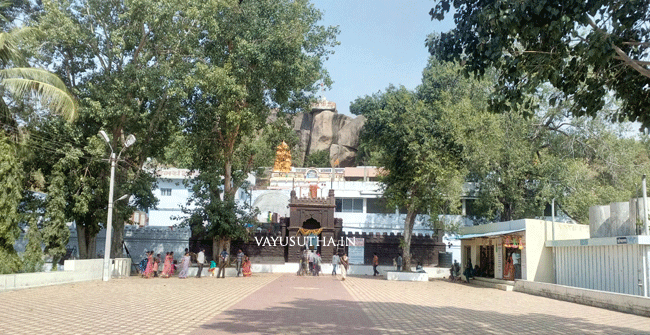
xmin=458 ymin=228 xmax=525 ymax=240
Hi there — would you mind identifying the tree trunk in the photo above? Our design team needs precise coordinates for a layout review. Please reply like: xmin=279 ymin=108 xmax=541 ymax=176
xmin=76 ymin=224 xmax=97 ymax=259
xmin=402 ymin=206 xmax=417 ymax=272
xmin=110 ymin=218 xmax=125 ymax=258
xmin=224 ymin=159 xmax=233 ymax=196
xmin=212 ymin=236 xmax=231 ymax=263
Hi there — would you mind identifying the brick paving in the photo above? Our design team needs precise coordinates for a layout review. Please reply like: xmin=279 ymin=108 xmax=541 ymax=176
xmin=193 ymin=275 xmax=377 ymax=335
xmin=1 ymin=274 xmax=649 ymax=334
xmin=0 ymin=274 xmax=279 ymax=335
xmin=343 ymin=276 xmax=650 ymax=334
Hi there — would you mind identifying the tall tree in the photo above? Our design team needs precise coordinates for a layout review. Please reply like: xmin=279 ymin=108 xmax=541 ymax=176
xmin=182 ymin=0 xmax=338 ymax=256
xmin=34 ymin=0 xmax=190 ymax=258
xmin=428 ymin=0 xmax=650 ymax=128
xmin=353 ymin=64 xmax=474 ymax=269
xmin=22 ymin=214 xmax=44 ymax=273
xmin=0 ymin=134 xmax=23 ymax=273
xmin=42 ymin=160 xmax=70 ymax=269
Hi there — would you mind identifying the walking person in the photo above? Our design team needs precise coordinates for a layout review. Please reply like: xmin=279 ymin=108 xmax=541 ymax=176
xmin=143 ymin=251 xmax=154 ymax=278
xmin=372 ymin=252 xmax=379 ymax=276
xmin=242 ymin=256 xmax=252 ymax=277
xmin=196 ymin=248 xmax=205 ymax=278
xmin=169 ymin=252 xmax=176 ymax=276
xmin=301 ymin=249 xmax=309 ymax=276
xmin=178 ymin=251 xmax=191 ymax=279
xmin=217 ymin=248 xmax=228 ymax=278
xmin=314 ymin=253 xmax=322 ymax=276
xmin=331 ymin=253 xmax=340 ymax=276
xmin=396 ymin=253 xmax=403 ymax=272
xmin=138 ymin=252 xmax=149 ymax=277
xmin=340 ymin=254 xmax=349 ymax=281
xmin=208 ymin=260 xmax=217 ymax=277
xmin=153 ymin=254 xmax=161 ymax=277
xmin=236 ymin=249 xmax=244 ymax=277
xmin=308 ymin=250 xmax=315 ymax=275
xmin=161 ymin=252 xmax=172 ymax=278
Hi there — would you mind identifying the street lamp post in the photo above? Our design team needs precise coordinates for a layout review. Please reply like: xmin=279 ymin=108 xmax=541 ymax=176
xmin=99 ymin=131 xmax=135 ymax=282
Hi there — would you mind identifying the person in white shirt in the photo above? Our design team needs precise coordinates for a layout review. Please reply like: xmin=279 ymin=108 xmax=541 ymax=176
xmin=331 ymin=254 xmax=340 ymax=276
xmin=196 ymin=249 xmax=205 ymax=278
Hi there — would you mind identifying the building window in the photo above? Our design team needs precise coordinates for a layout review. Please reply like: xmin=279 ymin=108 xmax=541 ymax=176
xmin=335 ymin=198 xmax=363 ymax=213
xmin=366 ymin=198 xmax=393 ymax=214
xmin=161 ymin=188 xmax=172 ymax=196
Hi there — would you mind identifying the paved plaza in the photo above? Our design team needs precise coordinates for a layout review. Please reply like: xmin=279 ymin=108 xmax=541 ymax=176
xmin=1 ymin=274 xmax=649 ymax=334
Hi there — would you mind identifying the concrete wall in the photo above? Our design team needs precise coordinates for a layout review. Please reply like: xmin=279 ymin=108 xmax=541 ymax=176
xmin=514 ymin=280 xmax=650 ymax=317
xmin=0 ymin=258 xmax=130 ymax=292
xmin=94 ymin=226 xmax=191 ymax=263
xmin=525 ymin=220 xmax=590 ymax=283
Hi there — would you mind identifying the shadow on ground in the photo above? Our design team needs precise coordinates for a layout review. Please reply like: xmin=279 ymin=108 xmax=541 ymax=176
xmin=196 ymin=297 xmax=647 ymax=334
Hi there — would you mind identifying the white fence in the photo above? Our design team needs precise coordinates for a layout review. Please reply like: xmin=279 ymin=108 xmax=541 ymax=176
xmin=550 ymin=236 xmax=650 ymax=297
xmin=0 ymin=258 xmax=131 ymax=292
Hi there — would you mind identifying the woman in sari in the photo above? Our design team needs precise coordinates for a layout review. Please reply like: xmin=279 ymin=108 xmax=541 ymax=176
xmin=170 ymin=252 xmax=176 ymax=275
xmin=143 ymin=251 xmax=154 ymax=278
xmin=161 ymin=252 xmax=172 ymax=278
xmin=178 ymin=251 xmax=191 ymax=279
xmin=242 ymin=256 xmax=252 ymax=277
xmin=340 ymin=254 xmax=349 ymax=281
xmin=504 ymin=256 xmax=515 ymax=281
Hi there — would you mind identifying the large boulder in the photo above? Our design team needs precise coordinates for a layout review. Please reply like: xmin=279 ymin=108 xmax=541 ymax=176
xmin=292 ymin=101 xmax=365 ymax=167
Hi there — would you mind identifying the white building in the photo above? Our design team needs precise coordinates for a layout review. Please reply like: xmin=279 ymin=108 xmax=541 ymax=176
xmin=146 ymin=166 xmax=475 ymax=247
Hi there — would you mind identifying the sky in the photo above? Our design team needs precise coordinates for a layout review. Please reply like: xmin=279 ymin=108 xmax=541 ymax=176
xmin=312 ymin=0 xmax=456 ymax=115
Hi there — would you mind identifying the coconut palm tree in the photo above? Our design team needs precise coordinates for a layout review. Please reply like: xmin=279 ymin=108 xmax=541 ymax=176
xmin=0 ymin=21 xmax=76 ymax=128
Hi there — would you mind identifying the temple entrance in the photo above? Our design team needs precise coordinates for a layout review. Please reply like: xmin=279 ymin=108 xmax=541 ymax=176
xmin=283 ymin=189 xmax=341 ymax=263
xmin=299 ymin=218 xmax=322 ymax=254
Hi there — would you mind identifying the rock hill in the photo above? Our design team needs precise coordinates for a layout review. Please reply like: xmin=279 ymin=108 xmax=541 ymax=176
xmin=293 ymin=99 xmax=365 ymax=167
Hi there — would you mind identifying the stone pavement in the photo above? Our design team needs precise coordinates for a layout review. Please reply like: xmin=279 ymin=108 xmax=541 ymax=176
xmin=1 ymin=274 xmax=649 ymax=334
xmin=343 ymin=276 xmax=650 ymax=334
xmin=0 ymin=274 xmax=279 ymax=335
xmin=193 ymin=275 xmax=377 ymax=335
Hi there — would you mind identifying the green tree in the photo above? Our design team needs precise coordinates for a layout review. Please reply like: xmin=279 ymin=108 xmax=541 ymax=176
xmin=34 ymin=0 xmax=191 ymax=258
xmin=467 ymin=111 xmax=552 ymax=222
xmin=428 ymin=0 xmax=650 ymax=128
xmin=22 ymin=214 xmax=44 ymax=273
xmin=304 ymin=150 xmax=330 ymax=168
xmin=180 ymin=172 xmax=259 ymax=256
xmin=353 ymin=82 xmax=467 ymax=270
xmin=0 ymin=135 xmax=23 ymax=274
xmin=42 ymin=163 xmax=69 ymax=269
xmin=182 ymin=0 xmax=338 ymax=256
xmin=0 ymin=23 xmax=76 ymax=128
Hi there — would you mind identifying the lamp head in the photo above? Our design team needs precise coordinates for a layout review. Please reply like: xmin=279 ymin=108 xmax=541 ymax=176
xmin=124 ymin=134 xmax=136 ymax=148
xmin=98 ymin=130 xmax=110 ymax=143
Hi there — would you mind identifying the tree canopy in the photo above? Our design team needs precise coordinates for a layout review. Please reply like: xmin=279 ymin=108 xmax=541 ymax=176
xmin=428 ymin=0 xmax=650 ymax=128
xmin=180 ymin=0 xmax=338 ymax=255
xmin=352 ymin=60 xmax=487 ymax=268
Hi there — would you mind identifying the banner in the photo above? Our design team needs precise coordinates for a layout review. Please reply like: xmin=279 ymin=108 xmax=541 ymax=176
xmin=348 ymin=238 xmax=365 ymax=265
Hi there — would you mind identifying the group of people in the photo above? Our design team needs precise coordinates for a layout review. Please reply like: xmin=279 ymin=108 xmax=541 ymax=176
xmin=207 ymin=249 xmax=252 ymax=278
xmin=139 ymin=248 xmax=252 ymax=279
xmin=298 ymin=249 xmax=350 ymax=281
xmin=450 ymin=259 xmax=493 ymax=283
xmin=298 ymin=249 xmax=324 ymax=276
